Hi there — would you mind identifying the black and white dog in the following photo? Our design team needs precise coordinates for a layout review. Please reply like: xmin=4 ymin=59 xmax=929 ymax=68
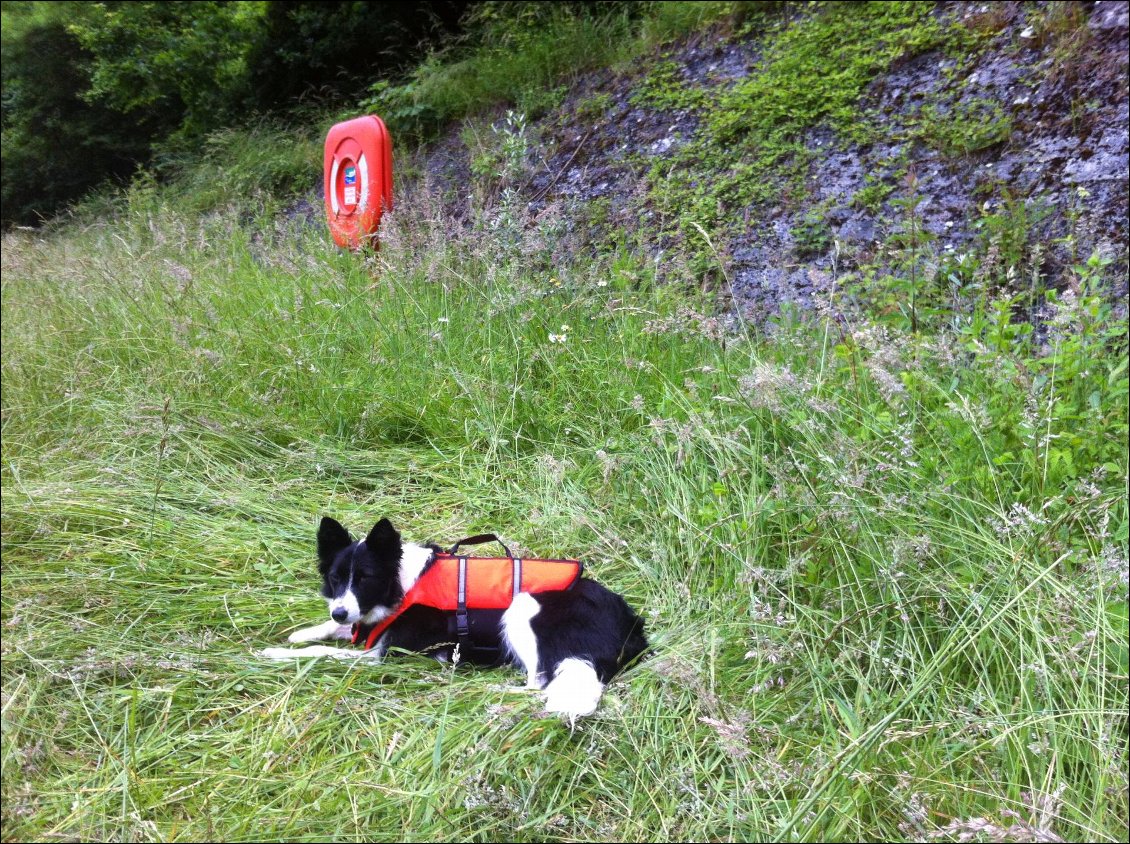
xmin=262 ymin=517 xmax=648 ymax=718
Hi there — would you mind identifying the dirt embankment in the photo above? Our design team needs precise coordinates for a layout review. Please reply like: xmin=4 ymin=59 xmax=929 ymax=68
xmin=419 ymin=1 xmax=1129 ymax=315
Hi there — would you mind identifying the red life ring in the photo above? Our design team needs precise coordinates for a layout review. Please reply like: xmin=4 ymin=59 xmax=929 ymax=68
xmin=323 ymin=115 xmax=393 ymax=249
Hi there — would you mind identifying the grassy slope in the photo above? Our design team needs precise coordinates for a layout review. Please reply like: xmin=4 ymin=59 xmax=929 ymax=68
xmin=3 ymin=10 xmax=1129 ymax=844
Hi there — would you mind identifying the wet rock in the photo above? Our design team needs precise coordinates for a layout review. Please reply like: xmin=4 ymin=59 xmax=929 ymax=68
xmin=1089 ymin=1 xmax=1129 ymax=33
xmin=415 ymin=0 xmax=1129 ymax=317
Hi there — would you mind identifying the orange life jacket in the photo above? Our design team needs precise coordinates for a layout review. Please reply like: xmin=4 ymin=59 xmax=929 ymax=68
xmin=350 ymin=534 xmax=583 ymax=655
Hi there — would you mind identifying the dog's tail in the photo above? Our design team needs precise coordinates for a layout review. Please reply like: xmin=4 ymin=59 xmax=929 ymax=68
xmin=543 ymin=658 xmax=604 ymax=719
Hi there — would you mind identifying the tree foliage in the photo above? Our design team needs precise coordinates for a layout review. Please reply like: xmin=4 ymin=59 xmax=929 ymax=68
xmin=246 ymin=1 xmax=467 ymax=110
xmin=1 ymin=0 xmax=468 ymax=225
xmin=68 ymin=1 xmax=264 ymax=140
xmin=1 ymin=1 xmax=150 ymax=224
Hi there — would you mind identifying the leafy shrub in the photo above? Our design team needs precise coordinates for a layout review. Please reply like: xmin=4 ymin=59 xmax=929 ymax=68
xmin=913 ymin=97 xmax=1014 ymax=156
xmin=1 ymin=5 xmax=150 ymax=225
xmin=67 ymin=1 xmax=263 ymax=141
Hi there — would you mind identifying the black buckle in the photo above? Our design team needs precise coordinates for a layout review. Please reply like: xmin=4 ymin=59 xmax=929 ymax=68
xmin=456 ymin=609 xmax=470 ymax=640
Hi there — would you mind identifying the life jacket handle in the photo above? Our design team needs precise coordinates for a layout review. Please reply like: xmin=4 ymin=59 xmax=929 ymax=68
xmin=448 ymin=533 xmax=512 ymax=557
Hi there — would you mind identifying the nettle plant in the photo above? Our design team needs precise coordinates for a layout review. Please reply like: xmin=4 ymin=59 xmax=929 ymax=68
xmin=467 ymin=110 xmax=530 ymax=188
xmin=493 ymin=110 xmax=530 ymax=183
xmin=958 ymin=248 xmax=1128 ymax=492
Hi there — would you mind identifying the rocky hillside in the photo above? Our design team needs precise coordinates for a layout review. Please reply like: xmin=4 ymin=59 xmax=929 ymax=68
xmin=418 ymin=1 xmax=1129 ymax=317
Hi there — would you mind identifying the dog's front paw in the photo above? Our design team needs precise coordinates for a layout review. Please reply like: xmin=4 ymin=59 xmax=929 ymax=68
xmin=261 ymin=647 xmax=299 ymax=660
xmin=288 ymin=626 xmax=322 ymax=643
xmin=260 ymin=644 xmax=368 ymax=660
xmin=288 ymin=621 xmax=351 ymax=643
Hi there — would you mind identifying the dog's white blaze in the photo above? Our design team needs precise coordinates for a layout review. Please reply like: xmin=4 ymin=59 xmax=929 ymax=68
xmin=501 ymin=592 xmax=543 ymax=688
xmin=398 ymin=542 xmax=433 ymax=594
xmin=329 ymin=588 xmax=361 ymax=622
xmin=360 ymin=604 xmax=392 ymax=624
xmin=543 ymin=658 xmax=603 ymax=719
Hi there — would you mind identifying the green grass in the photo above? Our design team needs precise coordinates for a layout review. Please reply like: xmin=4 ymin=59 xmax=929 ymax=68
xmin=641 ymin=1 xmax=956 ymax=233
xmin=362 ymin=6 xmax=635 ymax=141
xmin=360 ymin=1 xmax=761 ymax=143
xmin=627 ymin=0 xmax=1010 ymax=278
xmin=2 ymin=161 xmax=1127 ymax=841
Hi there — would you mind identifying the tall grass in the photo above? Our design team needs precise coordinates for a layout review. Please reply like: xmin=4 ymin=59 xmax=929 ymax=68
xmin=2 ymin=164 xmax=1127 ymax=841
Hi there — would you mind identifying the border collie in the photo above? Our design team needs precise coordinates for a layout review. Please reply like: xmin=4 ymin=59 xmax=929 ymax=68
xmin=262 ymin=517 xmax=648 ymax=719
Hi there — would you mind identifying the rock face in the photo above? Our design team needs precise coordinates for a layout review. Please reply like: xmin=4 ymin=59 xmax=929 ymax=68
xmin=419 ymin=1 xmax=1129 ymax=314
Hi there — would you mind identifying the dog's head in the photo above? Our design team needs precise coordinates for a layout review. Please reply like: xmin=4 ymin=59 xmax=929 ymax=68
xmin=316 ymin=516 xmax=406 ymax=625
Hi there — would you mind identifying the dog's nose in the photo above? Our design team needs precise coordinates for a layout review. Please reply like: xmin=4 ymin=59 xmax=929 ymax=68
xmin=331 ymin=607 xmax=348 ymax=623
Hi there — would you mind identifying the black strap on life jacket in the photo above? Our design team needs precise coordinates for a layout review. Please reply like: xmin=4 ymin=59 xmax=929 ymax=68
xmin=448 ymin=533 xmax=513 ymax=557
xmin=350 ymin=534 xmax=582 ymax=661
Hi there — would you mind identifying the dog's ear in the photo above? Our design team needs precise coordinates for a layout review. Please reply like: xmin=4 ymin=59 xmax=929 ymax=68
xmin=317 ymin=516 xmax=352 ymax=573
xmin=365 ymin=517 xmax=400 ymax=556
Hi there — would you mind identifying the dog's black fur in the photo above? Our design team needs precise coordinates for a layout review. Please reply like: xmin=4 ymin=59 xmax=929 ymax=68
xmin=316 ymin=517 xmax=647 ymax=676
xmin=280 ymin=516 xmax=648 ymax=715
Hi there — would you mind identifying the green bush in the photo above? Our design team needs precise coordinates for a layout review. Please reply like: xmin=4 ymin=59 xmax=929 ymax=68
xmin=1 ymin=1 xmax=465 ymax=225
xmin=67 ymin=1 xmax=262 ymax=141
xmin=1 ymin=4 xmax=151 ymax=225
xmin=244 ymin=1 xmax=468 ymax=110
